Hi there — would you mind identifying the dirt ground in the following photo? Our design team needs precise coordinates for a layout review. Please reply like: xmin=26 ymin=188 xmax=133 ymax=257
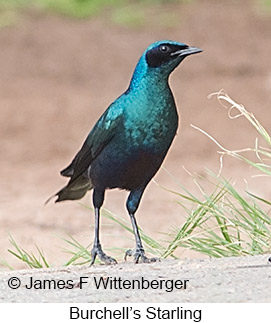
xmin=1 ymin=0 xmax=271 ymax=269
xmin=1 ymin=255 xmax=270 ymax=302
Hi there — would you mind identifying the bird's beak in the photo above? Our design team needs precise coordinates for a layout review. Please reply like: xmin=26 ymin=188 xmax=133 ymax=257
xmin=171 ymin=46 xmax=203 ymax=58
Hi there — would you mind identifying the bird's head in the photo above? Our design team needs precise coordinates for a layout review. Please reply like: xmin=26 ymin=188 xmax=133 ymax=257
xmin=144 ymin=40 xmax=202 ymax=74
xmin=129 ymin=40 xmax=202 ymax=90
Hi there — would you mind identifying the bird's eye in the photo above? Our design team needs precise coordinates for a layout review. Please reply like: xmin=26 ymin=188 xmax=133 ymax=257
xmin=159 ymin=45 xmax=170 ymax=54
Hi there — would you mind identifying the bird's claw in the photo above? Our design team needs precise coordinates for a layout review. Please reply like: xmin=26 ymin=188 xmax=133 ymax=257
xmin=124 ymin=248 xmax=159 ymax=264
xmin=90 ymin=245 xmax=117 ymax=265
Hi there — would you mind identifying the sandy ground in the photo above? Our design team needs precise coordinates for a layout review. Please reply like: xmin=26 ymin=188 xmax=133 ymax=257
xmin=0 ymin=255 xmax=270 ymax=302
xmin=1 ymin=0 xmax=271 ymax=269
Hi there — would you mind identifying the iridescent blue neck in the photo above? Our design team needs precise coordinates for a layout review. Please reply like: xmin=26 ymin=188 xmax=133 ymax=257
xmin=128 ymin=56 xmax=169 ymax=92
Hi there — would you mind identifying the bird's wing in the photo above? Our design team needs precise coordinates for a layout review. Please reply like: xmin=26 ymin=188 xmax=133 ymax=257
xmin=61 ymin=104 xmax=124 ymax=182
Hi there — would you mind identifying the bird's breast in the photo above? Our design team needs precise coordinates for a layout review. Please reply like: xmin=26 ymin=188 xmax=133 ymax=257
xmin=124 ymin=103 xmax=178 ymax=153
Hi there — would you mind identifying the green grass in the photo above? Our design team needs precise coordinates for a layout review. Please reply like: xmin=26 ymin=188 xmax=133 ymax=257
xmin=0 ymin=0 xmax=185 ymax=18
xmin=1 ymin=235 xmax=50 ymax=269
xmin=159 ymin=171 xmax=271 ymax=258
xmin=258 ymin=0 xmax=271 ymax=14
xmin=1 ymin=91 xmax=270 ymax=270
xmin=0 ymin=0 xmax=269 ymax=24
xmin=0 ymin=0 xmax=123 ymax=19
xmin=0 ymin=0 xmax=189 ymax=28
xmin=38 ymin=0 xmax=123 ymax=19
xmin=0 ymin=0 xmax=270 ymax=28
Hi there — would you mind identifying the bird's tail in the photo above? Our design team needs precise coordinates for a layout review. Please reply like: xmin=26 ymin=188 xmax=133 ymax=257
xmin=45 ymin=175 xmax=93 ymax=204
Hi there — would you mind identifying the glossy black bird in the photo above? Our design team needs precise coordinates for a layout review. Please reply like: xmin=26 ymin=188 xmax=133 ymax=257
xmin=50 ymin=40 xmax=202 ymax=265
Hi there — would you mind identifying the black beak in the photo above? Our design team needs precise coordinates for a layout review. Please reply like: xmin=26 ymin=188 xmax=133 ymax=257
xmin=171 ymin=46 xmax=203 ymax=58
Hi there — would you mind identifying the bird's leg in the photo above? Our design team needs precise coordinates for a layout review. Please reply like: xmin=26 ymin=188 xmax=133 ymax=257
xmin=125 ymin=212 xmax=158 ymax=263
xmin=90 ymin=190 xmax=117 ymax=265
xmin=125 ymin=189 xmax=159 ymax=263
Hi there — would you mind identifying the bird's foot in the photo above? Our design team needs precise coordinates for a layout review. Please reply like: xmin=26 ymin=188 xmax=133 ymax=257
xmin=124 ymin=248 xmax=159 ymax=264
xmin=90 ymin=245 xmax=117 ymax=266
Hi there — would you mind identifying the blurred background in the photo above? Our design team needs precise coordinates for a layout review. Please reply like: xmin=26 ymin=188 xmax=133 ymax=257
xmin=0 ymin=0 xmax=271 ymax=268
